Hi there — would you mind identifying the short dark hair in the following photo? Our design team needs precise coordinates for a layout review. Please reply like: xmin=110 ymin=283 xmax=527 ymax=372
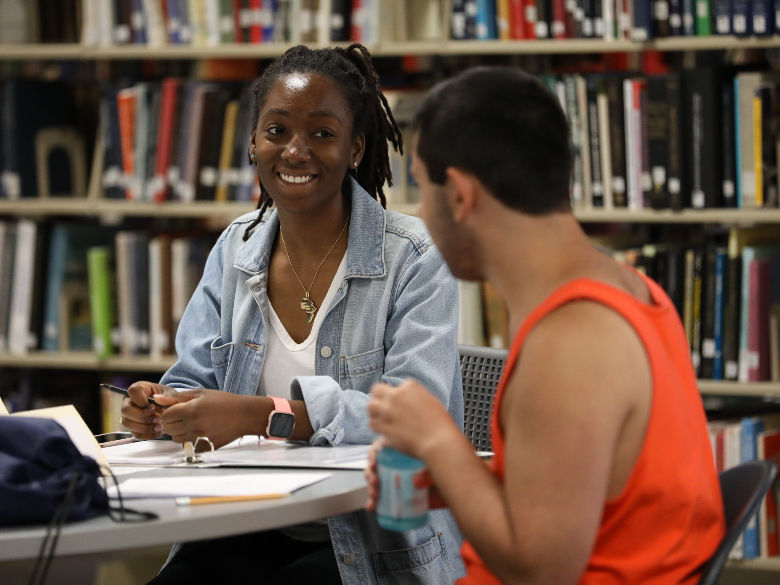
xmin=242 ymin=43 xmax=403 ymax=241
xmin=413 ymin=66 xmax=572 ymax=215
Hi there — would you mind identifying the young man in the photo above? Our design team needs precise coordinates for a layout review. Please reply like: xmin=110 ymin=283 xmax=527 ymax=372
xmin=366 ymin=67 xmax=725 ymax=585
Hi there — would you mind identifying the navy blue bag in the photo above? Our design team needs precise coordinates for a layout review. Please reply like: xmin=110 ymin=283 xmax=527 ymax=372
xmin=0 ymin=416 xmax=108 ymax=526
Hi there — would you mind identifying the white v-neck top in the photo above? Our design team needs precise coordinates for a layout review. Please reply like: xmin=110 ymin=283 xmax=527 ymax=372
xmin=258 ymin=255 xmax=347 ymax=399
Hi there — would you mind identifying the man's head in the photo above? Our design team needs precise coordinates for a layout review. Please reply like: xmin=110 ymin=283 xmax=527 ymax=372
xmin=413 ymin=66 xmax=572 ymax=215
xmin=410 ymin=66 xmax=573 ymax=281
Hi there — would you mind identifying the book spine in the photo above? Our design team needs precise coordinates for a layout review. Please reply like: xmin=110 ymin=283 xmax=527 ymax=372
xmin=509 ymin=0 xmax=527 ymax=37
xmin=732 ymin=0 xmax=753 ymax=35
xmin=215 ymin=99 xmax=239 ymax=202
xmin=597 ymin=89 xmax=613 ymax=209
xmin=712 ymin=0 xmax=732 ymax=32
xmin=700 ymin=247 xmax=718 ymax=379
xmin=681 ymin=0 xmax=695 ymax=33
xmin=587 ymin=78 xmax=604 ymax=207
xmin=653 ymin=0 xmax=671 ymax=36
xmin=152 ymin=79 xmax=179 ymax=202
xmin=754 ymin=92 xmax=764 ymax=207
xmin=721 ymin=80 xmax=737 ymax=207
xmin=607 ymin=77 xmax=627 ymax=207
xmin=116 ymin=88 xmax=137 ymax=200
xmin=7 ymin=220 xmax=37 ymax=355
xmin=41 ymin=225 xmax=68 ymax=351
xmin=695 ymin=0 xmax=711 ymax=33
xmin=753 ymin=0 xmax=774 ymax=33
xmin=713 ymin=249 xmax=728 ymax=380
xmin=740 ymin=416 xmax=764 ymax=558
xmin=87 ymin=246 xmax=115 ymax=359
xmin=647 ymin=75 xmax=670 ymax=210
xmin=747 ymin=258 xmax=773 ymax=381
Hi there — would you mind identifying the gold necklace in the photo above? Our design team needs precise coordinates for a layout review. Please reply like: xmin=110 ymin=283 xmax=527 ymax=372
xmin=280 ymin=215 xmax=350 ymax=323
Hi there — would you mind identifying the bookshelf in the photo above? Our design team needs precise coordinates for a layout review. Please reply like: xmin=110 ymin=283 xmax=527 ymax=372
xmin=1 ymin=0 xmax=780 ymax=569
xmin=4 ymin=36 xmax=780 ymax=60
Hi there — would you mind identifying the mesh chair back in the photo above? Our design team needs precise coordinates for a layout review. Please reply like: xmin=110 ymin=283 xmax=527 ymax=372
xmin=460 ymin=344 xmax=507 ymax=452
xmin=698 ymin=460 xmax=777 ymax=585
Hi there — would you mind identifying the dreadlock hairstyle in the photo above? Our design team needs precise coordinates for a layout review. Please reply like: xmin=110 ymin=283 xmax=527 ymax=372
xmin=242 ymin=43 xmax=403 ymax=241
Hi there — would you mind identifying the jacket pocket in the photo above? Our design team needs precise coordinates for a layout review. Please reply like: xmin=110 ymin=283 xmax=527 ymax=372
xmin=209 ymin=338 xmax=234 ymax=389
xmin=340 ymin=346 xmax=385 ymax=389
xmin=372 ymin=532 xmax=451 ymax=585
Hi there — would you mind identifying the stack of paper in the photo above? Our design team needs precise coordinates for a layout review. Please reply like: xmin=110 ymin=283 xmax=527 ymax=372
xmin=103 ymin=435 xmax=370 ymax=469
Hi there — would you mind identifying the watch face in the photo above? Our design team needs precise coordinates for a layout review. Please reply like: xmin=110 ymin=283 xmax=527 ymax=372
xmin=268 ymin=411 xmax=295 ymax=438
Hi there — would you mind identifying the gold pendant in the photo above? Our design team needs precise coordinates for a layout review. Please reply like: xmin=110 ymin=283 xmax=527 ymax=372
xmin=300 ymin=292 xmax=317 ymax=323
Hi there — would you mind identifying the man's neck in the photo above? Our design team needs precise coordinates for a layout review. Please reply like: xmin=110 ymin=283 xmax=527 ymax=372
xmin=478 ymin=211 xmax=600 ymax=333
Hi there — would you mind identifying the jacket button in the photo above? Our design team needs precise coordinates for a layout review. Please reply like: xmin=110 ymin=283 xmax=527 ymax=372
xmin=320 ymin=346 xmax=332 ymax=358
xmin=342 ymin=552 xmax=356 ymax=566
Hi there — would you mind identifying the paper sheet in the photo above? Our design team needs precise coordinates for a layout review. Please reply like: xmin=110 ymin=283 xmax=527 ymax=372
xmin=106 ymin=471 xmax=331 ymax=499
xmin=103 ymin=435 xmax=370 ymax=469
xmin=9 ymin=404 xmax=110 ymax=469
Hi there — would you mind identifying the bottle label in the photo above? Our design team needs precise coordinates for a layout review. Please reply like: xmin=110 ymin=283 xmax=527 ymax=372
xmin=377 ymin=462 xmax=428 ymax=521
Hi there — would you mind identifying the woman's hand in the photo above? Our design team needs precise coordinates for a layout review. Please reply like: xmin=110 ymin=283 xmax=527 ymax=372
xmin=153 ymin=388 xmax=256 ymax=450
xmin=120 ymin=381 xmax=171 ymax=440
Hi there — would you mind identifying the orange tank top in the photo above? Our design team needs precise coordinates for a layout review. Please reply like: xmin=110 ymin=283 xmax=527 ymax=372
xmin=458 ymin=273 xmax=725 ymax=585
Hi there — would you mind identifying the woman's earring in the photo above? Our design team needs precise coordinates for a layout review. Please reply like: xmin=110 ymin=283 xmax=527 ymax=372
xmin=249 ymin=152 xmax=256 ymax=163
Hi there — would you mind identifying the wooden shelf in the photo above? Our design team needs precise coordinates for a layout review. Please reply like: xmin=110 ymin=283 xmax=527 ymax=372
xmin=3 ymin=36 xmax=780 ymax=60
xmin=0 ymin=351 xmax=176 ymax=372
xmin=699 ymin=380 xmax=780 ymax=398
xmin=574 ymin=208 xmax=780 ymax=224
xmin=3 ymin=198 xmax=780 ymax=223
xmin=727 ymin=557 xmax=780 ymax=571
xmin=0 ymin=199 xmax=256 ymax=219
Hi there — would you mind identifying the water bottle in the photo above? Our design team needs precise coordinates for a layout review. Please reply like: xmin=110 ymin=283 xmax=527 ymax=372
xmin=376 ymin=446 xmax=428 ymax=531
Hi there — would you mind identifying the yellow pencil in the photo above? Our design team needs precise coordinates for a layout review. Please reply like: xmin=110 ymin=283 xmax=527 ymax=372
xmin=175 ymin=493 xmax=288 ymax=506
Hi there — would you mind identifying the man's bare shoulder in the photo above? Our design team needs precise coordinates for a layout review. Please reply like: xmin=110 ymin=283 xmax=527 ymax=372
xmin=506 ymin=299 xmax=652 ymax=414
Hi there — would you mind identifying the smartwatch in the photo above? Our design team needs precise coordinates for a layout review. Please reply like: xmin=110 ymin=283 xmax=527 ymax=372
xmin=266 ymin=396 xmax=295 ymax=440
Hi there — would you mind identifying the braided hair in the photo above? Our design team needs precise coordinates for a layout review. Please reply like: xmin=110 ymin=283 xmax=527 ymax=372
xmin=242 ymin=43 xmax=403 ymax=241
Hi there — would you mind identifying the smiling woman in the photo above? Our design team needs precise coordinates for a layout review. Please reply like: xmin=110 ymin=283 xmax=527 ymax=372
xmin=120 ymin=44 xmax=465 ymax=585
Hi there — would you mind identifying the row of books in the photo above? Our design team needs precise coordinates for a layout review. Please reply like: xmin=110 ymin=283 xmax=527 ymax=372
xmin=9 ymin=0 xmax=774 ymax=48
xmin=0 ymin=218 xmax=213 ymax=359
xmin=102 ymin=79 xmax=259 ymax=203
xmin=549 ymin=68 xmax=780 ymax=212
xmin=458 ymin=226 xmax=780 ymax=383
xmin=708 ymin=413 xmax=780 ymax=558
xmin=7 ymin=71 xmax=780 ymax=212
xmin=77 ymin=0 xmax=436 ymax=47
xmin=613 ymin=226 xmax=780 ymax=383
xmin=452 ymin=0 xmax=780 ymax=41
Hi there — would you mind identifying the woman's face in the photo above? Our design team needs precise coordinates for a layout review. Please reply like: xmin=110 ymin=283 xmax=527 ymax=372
xmin=251 ymin=72 xmax=365 ymax=214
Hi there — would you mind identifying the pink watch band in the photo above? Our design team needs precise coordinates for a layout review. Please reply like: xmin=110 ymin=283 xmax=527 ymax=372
xmin=269 ymin=396 xmax=292 ymax=414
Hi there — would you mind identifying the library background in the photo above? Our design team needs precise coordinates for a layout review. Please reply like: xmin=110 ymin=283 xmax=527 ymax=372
xmin=1 ymin=0 xmax=780 ymax=582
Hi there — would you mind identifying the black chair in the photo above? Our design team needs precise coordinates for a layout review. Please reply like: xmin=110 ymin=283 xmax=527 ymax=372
xmin=698 ymin=460 xmax=778 ymax=585
xmin=459 ymin=344 xmax=507 ymax=452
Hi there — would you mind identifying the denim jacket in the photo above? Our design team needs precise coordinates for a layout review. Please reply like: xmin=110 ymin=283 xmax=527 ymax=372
xmin=161 ymin=178 xmax=465 ymax=585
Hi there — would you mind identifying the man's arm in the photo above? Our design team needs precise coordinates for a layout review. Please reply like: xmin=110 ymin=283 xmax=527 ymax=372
xmin=372 ymin=300 xmax=651 ymax=585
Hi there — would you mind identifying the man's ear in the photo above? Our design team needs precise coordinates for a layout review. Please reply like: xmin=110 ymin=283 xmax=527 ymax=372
xmin=445 ymin=167 xmax=478 ymax=223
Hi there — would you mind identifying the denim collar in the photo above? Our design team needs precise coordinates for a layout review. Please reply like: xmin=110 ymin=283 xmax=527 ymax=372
xmin=233 ymin=177 xmax=386 ymax=278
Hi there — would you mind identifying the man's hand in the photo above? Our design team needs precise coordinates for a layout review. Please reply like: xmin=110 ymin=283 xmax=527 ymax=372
xmin=364 ymin=438 xmax=449 ymax=512
xmin=367 ymin=379 xmax=462 ymax=464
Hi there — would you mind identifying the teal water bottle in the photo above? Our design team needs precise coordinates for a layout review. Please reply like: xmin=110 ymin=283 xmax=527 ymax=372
xmin=376 ymin=446 xmax=428 ymax=531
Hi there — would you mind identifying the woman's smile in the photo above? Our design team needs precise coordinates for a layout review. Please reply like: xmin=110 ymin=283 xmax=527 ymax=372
xmin=278 ymin=172 xmax=315 ymax=184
